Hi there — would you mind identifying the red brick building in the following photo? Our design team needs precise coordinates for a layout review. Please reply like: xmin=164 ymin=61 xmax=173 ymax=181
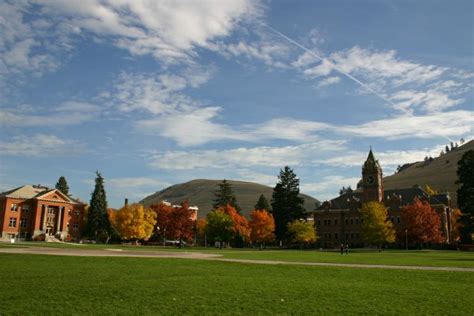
xmin=313 ymin=150 xmax=454 ymax=248
xmin=0 ymin=185 xmax=85 ymax=241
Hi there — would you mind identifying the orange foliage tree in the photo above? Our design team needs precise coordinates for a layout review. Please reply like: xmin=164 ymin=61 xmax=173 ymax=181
xmin=111 ymin=203 xmax=157 ymax=242
xmin=400 ymin=197 xmax=443 ymax=245
xmin=149 ymin=201 xmax=196 ymax=242
xmin=249 ymin=209 xmax=275 ymax=245
xmin=217 ymin=204 xmax=250 ymax=242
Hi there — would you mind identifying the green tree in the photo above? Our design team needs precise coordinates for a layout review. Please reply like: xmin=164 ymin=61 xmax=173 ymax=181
xmin=287 ymin=220 xmax=316 ymax=249
xmin=205 ymin=210 xmax=234 ymax=246
xmin=84 ymin=171 xmax=113 ymax=243
xmin=271 ymin=166 xmax=306 ymax=241
xmin=254 ymin=194 xmax=270 ymax=211
xmin=213 ymin=179 xmax=240 ymax=212
xmin=457 ymin=150 xmax=474 ymax=243
xmin=55 ymin=176 xmax=70 ymax=196
xmin=360 ymin=202 xmax=396 ymax=251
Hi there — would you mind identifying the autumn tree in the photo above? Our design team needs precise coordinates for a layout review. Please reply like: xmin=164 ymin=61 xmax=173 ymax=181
xmin=196 ymin=218 xmax=207 ymax=246
xmin=213 ymin=179 xmax=240 ymax=212
xmin=287 ymin=220 xmax=316 ymax=249
xmin=249 ymin=209 xmax=275 ymax=247
xmin=218 ymin=204 xmax=250 ymax=246
xmin=55 ymin=176 xmax=70 ymax=196
xmin=400 ymin=197 xmax=443 ymax=246
xmin=271 ymin=166 xmax=306 ymax=241
xmin=360 ymin=202 xmax=395 ymax=251
xmin=255 ymin=194 xmax=270 ymax=211
xmin=424 ymin=184 xmax=438 ymax=196
xmin=457 ymin=150 xmax=474 ymax=243
xmin=205 ymin=210 xmax=234 ymax=245
xmin=111 ymin=203 xmax=157 ymax=243
xmin=84 ymin=171 xmax=113 ymax=243
xmin=149 ymin=201 xmax=195 ymax=242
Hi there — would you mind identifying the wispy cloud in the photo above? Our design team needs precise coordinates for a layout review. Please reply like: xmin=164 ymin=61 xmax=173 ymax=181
xmin=0 ymin=134 xmax=82 ymax=157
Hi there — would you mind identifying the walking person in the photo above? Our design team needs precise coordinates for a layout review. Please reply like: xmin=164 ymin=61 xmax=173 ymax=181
xmin=344 ymin=244 xmax=349 ymax=255
xmin=340 ymin=243 xmax=344 ymax=255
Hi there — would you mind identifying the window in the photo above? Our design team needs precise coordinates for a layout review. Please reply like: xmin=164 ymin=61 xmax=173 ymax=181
xmin=22 ymin=205 xmax=29 ymax=213
xmin=397 ymin=217 xmax=401 ymax=224
xmin=355 ymin=218 xmax=359 ymax=225
xmin=345 ymin=219 xmax=349 ymax=225
xmin=356 ymin=233 xmax=359 ymax=239
xmin=10 ymin=204 xmax=17 ymax=211
xmin=73 ymin=223 xmax=79 ymax=231
xmin=328 ymin=233 xmax=331 ymax=239
xmin=350 ymin=219 xmax=353 ymax=225
xmin=335 ymin=233 xmax=338 ymax=239
xmin=345 ymin=233 xmax=349 ymax=239
xmin=9 ymin=217 xmax=17 ymax=227
xmin=75 ymin=211 xmax=81 ymax=216
xmin=334 ymin=219 xmax=338 ymax=225
xmin=350 ymin=233 xmax=354 ymax=239
xmin=317 ymin=220 xmax=321 ymax=226
xmin=20 ymin=219 xmax=27 ymax=228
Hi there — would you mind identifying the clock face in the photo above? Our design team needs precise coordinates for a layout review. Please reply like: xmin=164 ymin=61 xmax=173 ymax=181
xmin=366 ymin=175 xmax=375 ymax=184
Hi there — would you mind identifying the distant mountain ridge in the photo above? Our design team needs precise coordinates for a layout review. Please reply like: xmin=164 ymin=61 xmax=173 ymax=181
xmin=383 ymin=140 xmax=473 ymax=208
xmin=140 ymin=179 xmax=320 ymax=218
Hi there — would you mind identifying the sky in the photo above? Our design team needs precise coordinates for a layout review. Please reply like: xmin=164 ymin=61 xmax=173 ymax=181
xmin=0 ymin=0 xmax=473 ymax=208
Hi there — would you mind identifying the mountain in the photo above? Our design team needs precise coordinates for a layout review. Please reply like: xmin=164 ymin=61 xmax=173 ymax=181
xmin=140 ymin=179 xmax=320 ymax=218
xmin=383 ymin=140 xmax=473 ymax=208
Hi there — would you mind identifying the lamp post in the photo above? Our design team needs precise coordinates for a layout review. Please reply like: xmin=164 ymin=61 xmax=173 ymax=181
xmin=163 ymin=227 xmax=166 ymax=247
xmin=405 ymin=229 xmax=408 ymax=250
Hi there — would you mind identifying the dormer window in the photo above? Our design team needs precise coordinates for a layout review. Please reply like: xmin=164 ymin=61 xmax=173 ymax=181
xmin=10 ymin=204 xmax=17 ymax=211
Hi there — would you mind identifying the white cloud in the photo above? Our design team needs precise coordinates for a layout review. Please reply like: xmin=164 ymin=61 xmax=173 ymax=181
xmin=316 ymin=76 xmax=340 ymax=88
xmin=148 ymin=141 xmax=346 ymax=170
xmin=301 ymin=175 xmax=361 ymax=200
xmin=0 ymin=134 xmax=79 ymax=156
xmin=108 ymin=177 xmax=169 ymax=189
xmin=37 ymin=0 xmax=261 ymax=64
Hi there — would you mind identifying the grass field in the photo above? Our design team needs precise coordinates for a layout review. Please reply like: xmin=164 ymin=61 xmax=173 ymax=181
xmin=2 ymin=241 xmax=474 ymax=268
xmin=0 ymin=253 xmax=473 ymax=315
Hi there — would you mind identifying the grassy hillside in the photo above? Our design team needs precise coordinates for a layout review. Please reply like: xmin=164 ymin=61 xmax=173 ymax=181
xmin=141 ymin=179 xmax=319 ymax=218
xmin=383 ymin=140 xmax=473 ymax=207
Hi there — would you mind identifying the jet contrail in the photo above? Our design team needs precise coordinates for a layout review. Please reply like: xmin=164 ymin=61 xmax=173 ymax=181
xmin=261 ymin=23 xmax=396 ymax=106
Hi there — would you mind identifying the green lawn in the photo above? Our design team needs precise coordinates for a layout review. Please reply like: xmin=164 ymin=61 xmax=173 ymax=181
xmin=3 ymin=241 xmax=474 ymax=268
xmin=0 ymin=254 xmax=472 ymax=315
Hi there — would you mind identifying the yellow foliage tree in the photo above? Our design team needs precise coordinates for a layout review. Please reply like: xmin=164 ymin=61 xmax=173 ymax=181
xmin=360 ymin=202 xmax=395 ymax=251
xmin=424 ymin=184 xmax=438 ymax=196
xmin=287 ymin=220 xmax=316 ymax=249
xmin=111 ymin=203 xmax=157 ymax=242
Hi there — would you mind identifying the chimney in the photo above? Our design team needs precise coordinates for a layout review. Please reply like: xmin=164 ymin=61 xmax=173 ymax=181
xmin=124 ymin=198 xmax=128 ymax=206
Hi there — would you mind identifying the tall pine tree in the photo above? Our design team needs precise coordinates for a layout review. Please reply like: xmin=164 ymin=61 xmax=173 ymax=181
xmin=255 ymin=194 xmax=270 ymax=211
xmin=85 ymin=171 xmax=112 ymax=243
xmin=55 ymin=176 xmax=70 ymax=196
xmin=213 ymin=179 xmax=241 ymax=212
xmin=457 ymin=150 xmax=474 ymax=243
xmin=271 ymin=166 xmax=306 ymax=241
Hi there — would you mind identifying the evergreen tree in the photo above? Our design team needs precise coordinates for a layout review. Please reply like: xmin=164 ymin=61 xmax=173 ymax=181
xmin=254 ymin=194 xmax=270 ymax=211
xmin=213 ymin=179 xmax=240 ymax=212
xmin=271 ymin=166 xmax=306 ymax=241
xmin=445 ymin=145 xmax=450 ymax=153
xmin=339 ymin=186 xmax=353 ymax=195
xmin=55 ymin=176 xmax=70 ymax=196
xmin=457 ymin=150 xmax=474 ymax=243
xmin=85 ymin=171 xmax=112 ymax=243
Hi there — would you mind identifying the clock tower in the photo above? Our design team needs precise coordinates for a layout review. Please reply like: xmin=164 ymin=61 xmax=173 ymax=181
xmin=362 ymin=148 xmax=384 ymax=203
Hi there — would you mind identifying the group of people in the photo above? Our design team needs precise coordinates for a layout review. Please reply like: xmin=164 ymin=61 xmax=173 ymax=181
xmin=340 ymin=243 xmax=349 ymax=255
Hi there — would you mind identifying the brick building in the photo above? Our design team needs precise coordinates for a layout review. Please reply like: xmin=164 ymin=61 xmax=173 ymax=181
xmin=0 ymin=185 xmax=85 ymax=241
xmin=313 ymin=150 xmax=453 ymax=248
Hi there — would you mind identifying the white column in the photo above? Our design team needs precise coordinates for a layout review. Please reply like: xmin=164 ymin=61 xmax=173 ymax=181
xmin=56 ymin=207 xmax=63 ymax=232
xmin=42 ymin=205 xmax=48 ymax=230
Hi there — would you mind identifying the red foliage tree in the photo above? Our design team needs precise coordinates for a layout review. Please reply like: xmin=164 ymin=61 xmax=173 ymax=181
xmin=218 ymin=204 xmax=250 ymax=241
xmin=400 ymin=197 xmax=443 ymax=245
xmin=249 ymin=209 xmax=275 ymax=245
xmin=150 ymin=201 xmax=196 ymax=242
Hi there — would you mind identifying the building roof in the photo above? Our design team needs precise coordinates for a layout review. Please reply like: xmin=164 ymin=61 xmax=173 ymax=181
xmin=0 ymin=185 xmax=49 ymax=199
xmin=325 ymin=186 xmax=450 ymax=210
xmin=0 ymin=184 xmax=82 ymax=204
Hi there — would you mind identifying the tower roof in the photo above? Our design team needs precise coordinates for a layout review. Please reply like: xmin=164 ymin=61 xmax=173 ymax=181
xmin=363 ymin=148 xmax=381 ymax=170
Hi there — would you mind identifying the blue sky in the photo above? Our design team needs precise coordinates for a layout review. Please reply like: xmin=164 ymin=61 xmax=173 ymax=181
xmin=0 ymin=0 xmax=473 ymax=208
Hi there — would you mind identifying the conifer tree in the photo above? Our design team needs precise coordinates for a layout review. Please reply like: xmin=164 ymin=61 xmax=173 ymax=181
xmin=55 ymin=176 xmax=70 ymax=196
xmin=457 ymin=150 xmax=474 ymax=243
xmin=85 ymin=171 xmax=112 ymax=243
xmin=254 ymin=194 xmax=270 ymax=211
xmin=271 ymin=166 xmax=306 ymax=241
xmin=213 ymin=179 xmax=240 ymax=212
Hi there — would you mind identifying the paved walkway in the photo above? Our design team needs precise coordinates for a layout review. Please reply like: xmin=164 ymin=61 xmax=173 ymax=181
xmin=1 ymin=247 xmax=473 ymax=272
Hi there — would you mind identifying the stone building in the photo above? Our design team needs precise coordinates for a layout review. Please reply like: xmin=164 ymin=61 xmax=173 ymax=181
xmin=0 ymin=185 xmax=85 ymax=241
xmin=313 ymin=150 xmax=453 ymax=248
